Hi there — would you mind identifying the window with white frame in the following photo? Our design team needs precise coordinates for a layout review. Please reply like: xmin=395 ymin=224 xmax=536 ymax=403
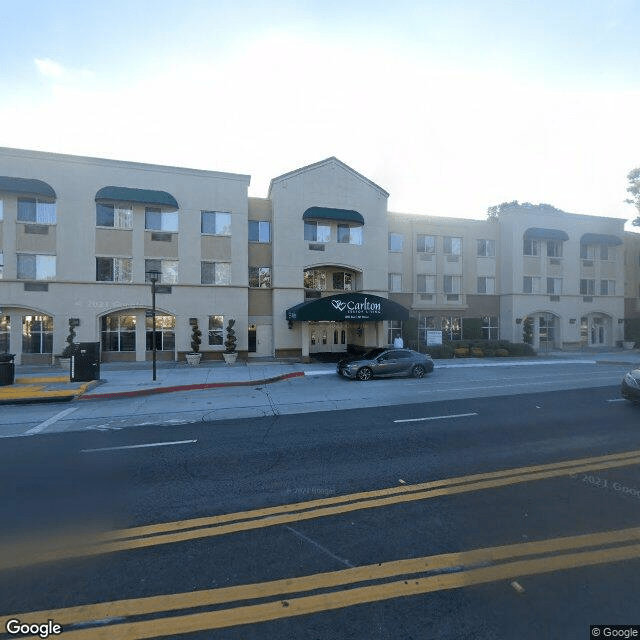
xmin=248 ymin=220 xmax=271 ymax=243
xmin=580 ymin=279 xmax=595 ymax=295
xmin=249 ymin=266 xmax=271 ymax=288
xmin=417 ymin=234 xmax=435 ymax=253
xmin=96 ymin=257 xmax=132 ymax=282
xmin=304 ymin=221 xmax=330 ymax=243
xmin=387 ymin=320 xmax=402 ymax=344
xmin=17 ymin=254 xmax=56 ymax=280
xmin=419 ymin=315 xmax=438 ymax=344
xmin=546 ymin=277 xmax=562 ymax=294
xmin=96 ymin=203 xmax=133 ymax=229
xmin=477 ymin=239 xmax=495 ymax=257
xmin=201 ymin=261 xmax=230 ymax=285
xmin=332 ymin=271 xmax=352 ymax=290
xmin=0 ymin=315 xmax=9 ymax=352
xmin=442 ymin=316 xmax=462 ymax=340
xmin=580 ymin=244 xmax=596 ymax=259
xmin=444 ymin=236 xmax=462 ymax=255
xmin=388 ymin=233 xmax=403 ymax=252
xmin=523 ymin=276 xmax=542 ymax=294
xmin=482 ymin=316 xmax=499 ymax=340
xmin=201 ymin=211 xmax=231 ymax=235
xmin=145 ymin=207 xmax=178 ymax=232
xmin=388 ymin=273 xmax=402 ymax=292
xmin=101 ymin=313 xmax=136 ymax=352
xmin=146 ymin=315 xmax=175 ymax=351
xmin=477 ymin=276 xmax=495 ymax=294
xmin=337 ymin=224 xmax=362 ymax=245
xmin=304 ymin=269 xmax=326 ymax=290
xmin=600 ymin=279 xmax=615 ymax=296
xmin=600 ymin=245 xmax=614 ymax=261
xmin=523 ymin=238 xmax=539 ymax=256
xmin=145 ymin=259 xmax=178 ymax=284
xmin=17 ymin=198 xmax=56 ymax=224
xmin=208 ymin=315 xmax=224 ymax=346
xmin=22 ymin=315 xmax=53 ymax=354
xmin=443 ymin=275 xmax=461 ymax=294
xmin=417 ymin=274 xmax=435 ymax=294
xmin=547 ymin=240 xmax=563 ymax=257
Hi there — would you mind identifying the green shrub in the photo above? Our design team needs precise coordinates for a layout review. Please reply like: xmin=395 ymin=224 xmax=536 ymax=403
xmin=426 ymin=344 xmax=455 ymax=359
xmin=495 ymin=348 xmax=509 ymax=357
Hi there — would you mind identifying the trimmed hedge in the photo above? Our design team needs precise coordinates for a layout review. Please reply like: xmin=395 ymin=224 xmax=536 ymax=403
xmin=422 ymin=339 xmax=535 ymax=359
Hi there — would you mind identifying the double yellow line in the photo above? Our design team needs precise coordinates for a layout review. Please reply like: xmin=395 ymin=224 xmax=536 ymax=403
xmin=3 ymin=448 xmax=640 ymax=570
xmin=5 ymin=525 xmax=640 ymax=638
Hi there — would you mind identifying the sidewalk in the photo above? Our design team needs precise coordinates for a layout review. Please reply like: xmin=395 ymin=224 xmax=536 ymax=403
xmin=2 ymin=349 xmax=639 ymax=404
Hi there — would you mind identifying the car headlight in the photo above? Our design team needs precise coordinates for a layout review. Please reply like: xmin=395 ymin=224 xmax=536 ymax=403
xmin=624 ymin=373 xmax=640 ymax=388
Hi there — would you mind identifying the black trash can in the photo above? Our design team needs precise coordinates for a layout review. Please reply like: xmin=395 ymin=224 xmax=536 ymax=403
xmin=0 ymin=353 xmax=16 ymax=386
xmin=71 ymin=343 xmax=101 ymax=382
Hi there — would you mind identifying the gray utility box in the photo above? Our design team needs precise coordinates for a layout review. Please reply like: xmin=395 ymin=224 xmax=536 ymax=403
xmin=0 ymin=353 xmax=16 ymax=386
xmin=71 ymin=342 xmax=101 ymax=382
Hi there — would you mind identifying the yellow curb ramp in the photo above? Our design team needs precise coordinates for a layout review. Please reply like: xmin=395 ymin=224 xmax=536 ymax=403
xmin=0 ymin=378 xmax=98 ymax=404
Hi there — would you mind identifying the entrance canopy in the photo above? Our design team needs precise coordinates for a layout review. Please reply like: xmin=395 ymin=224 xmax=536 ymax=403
xmin=286 ymin=293 xmax=409 ymax=322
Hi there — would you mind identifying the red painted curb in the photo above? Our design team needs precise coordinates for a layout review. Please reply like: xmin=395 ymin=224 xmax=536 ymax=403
xmin=79 ymin=371 xmax=305 ymax=401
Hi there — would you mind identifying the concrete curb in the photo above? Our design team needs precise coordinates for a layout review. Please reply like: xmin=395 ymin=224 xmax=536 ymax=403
xmin=0 ymin=379 xmax=101 ymax=405
xmin=79 ymin=371 xmax=305 ymax=401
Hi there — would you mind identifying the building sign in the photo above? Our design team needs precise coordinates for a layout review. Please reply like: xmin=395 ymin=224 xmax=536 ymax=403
xmin=426 ymin=330 xmax=443 ymax=346
xmin=286 ymin=292 xmax=409 ymax=322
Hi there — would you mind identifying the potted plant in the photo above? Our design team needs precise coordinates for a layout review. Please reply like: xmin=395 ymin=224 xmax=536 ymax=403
xmin=223 ymin=319 xmax=238 ymax=364
xmin=58 ymin=319 xmax=77 ymax=368
xmin=186 ymin=320 xmax=202 ymax=366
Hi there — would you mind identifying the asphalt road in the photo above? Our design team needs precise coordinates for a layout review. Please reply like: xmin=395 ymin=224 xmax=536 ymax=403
xmin=1 ymin=385 xmax=640 ymax=639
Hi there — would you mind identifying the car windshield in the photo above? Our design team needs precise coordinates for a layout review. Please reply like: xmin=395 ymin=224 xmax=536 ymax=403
xmin=362 ymin=348 xmax=387 ymax=359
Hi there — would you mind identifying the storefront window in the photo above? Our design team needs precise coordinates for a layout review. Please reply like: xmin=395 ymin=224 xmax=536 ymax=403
xmin=146 ymin=315 xmax=176 ymax=351
xmin=0 ymin=316 xmax=10 ymax=352
xmin=101 ymin=314 xmax=136 ymax=352
xmin=442 ymin=316 xmax=462 ymax=340
xmin=22 ymin=315 xmax=53 ymax=354
xmin=387 ymin=321 xmax=402 ymax=344
xmin=208 ymin=315 xmax=224 ymax=346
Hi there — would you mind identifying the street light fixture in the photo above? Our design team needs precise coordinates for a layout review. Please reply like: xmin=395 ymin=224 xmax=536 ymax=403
xmin=146 ymin=269 xmax=161 ymax=381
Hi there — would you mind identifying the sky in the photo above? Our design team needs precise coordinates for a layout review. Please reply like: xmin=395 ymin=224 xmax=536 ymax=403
xmin=1 ymin=0 xmax=639 ymax=223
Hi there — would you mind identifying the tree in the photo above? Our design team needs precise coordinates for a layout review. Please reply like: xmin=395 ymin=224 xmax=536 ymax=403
xmin=626 ymin=168 xmax=640 ymax=226
xmin=487 ymin=200 xmax=519 ymax=221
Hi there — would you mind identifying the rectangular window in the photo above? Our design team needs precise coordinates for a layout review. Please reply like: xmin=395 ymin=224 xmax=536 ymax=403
xmin=201 ymin=211 xmax=231 ymax=235
xmin=208 ymin=315 xmax=224 ymax=346
xmin=145 ymin=207 xmax=178 ymax=232
xmin=248 ymin=220 xmax=271 ymax=243
xmin=523 ymin=276 xmax=541 ymax=294
xmin=145 ymin=259 xmax=178 ymax=284
xmin=600 ymin=280 xmax=615 ymax=296
xmin=145 ymin=315 xmax=176 ymax=351
xmin=523 ymin=238 xmax=539 ymax=256
xmin=443 ymin=275 xmax=461 ymax=294
xmin=580 ymin=244 xmax=595 ymax=260
xmin=201 ymin=261 xmax=230 ymax=285
xmin=443 ymin=236 xmax=462 ymax=255
xmin=600 ymin=245 xmax=611 ymax=260
xmin=388 ymin=233 xmax=404 ymax=252
xmin=304 ymin=221 xmax=330 ymax=243
xmin=482 ymin=316 xmax=499 ymax=340
xmin=477 ymin=276 xmax=495 ymax=294
xmin=101 ymin=314 xmax=136 ymax=352
xmin=442 ymin=316 xmax=462 ymax=340
xmin=337 ymin=224 xmax=362 ymax=245
xmin=546 ymin=240 xmax=562 ymax=257
xmin=580 ymin=279 xmax=595 ymax=295
xmin=96 ymin=257 xmax=132 ymax=282
xmin=388 ymin=273 xmax=402 ymax=292
xmin=0 ymin=315 xmax=9 ymax=353
xmin=304 ymin=269 xmax=326 ymax=290
xmin=387 ymin=320 xmax=402 ymax=345
xmin=477 ymin=239 xmax=495 ymax=257
xmin=418 ymin=315 xmax=438 ymax=344
xmin=417 ymin=274 xmax=435 ymax=294
xmin=417 ymin=234 xmax=435 ymax=253
xmin=17 ymin=254 xmax=56 ymax=280
xmin=96 ymin=203 xmax=133 ymax=229
xmin=546 ymin=277 xmax=562 ymax=294
xmin=22 ymin=315 xmax=53 ymax=354
xmin=17 ymin=198 xmax=56 ymax=224
xmin=332 ymin=272 xmax=352 ymax=290
xmin=249 ymin=266 xmax=271 ymax=288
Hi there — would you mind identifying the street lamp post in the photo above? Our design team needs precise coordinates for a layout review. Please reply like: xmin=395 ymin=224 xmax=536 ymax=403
xmin=146 ymin=269 xmax=161 ymax=381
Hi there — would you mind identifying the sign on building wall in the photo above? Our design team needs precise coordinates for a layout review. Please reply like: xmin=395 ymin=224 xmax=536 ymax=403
xmin=426 ymin=330 xmax=443 ymax=346
xmin=286 ymin=293 xmax=409 ymax=322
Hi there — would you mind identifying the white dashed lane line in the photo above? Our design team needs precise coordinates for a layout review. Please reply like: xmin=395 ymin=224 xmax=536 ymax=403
xmin=394 ymin=412 xmax=478 ymax=424
xmin=80 ymin=439 xmax=198 ymax=453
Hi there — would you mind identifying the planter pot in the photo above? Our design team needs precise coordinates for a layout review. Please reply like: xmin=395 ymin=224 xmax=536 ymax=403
xmin=186 ymin=353 xmax=202 ymax=366
xmin=623 ymin=341 xmax=636 ymax=350
xmin=223 ymin=352 xmax=238 ymax=365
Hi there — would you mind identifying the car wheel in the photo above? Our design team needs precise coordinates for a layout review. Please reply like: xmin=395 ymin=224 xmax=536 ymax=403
xmin=356 ymin=367 xmax=372 ymax=381
xmin=412 ymin=365 xmax=426 ymax=379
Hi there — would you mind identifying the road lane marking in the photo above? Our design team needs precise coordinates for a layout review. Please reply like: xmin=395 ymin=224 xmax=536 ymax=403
xmin=4 ymin=449 xmax=640 ymax=570
xmin=80 ymin=439 xmax=197 ymax=453
xmin=285 ymin=525 xmax=354 ymax=568
xmin=24 ymin=407 xmax=78 ymax=435
xmin=7 ymin=526 xmax=640 ymax=635
xmin=394 ymin=412 xmax=478 ymax=423
xmin=607 ymin=398 xmax=627 ymax=403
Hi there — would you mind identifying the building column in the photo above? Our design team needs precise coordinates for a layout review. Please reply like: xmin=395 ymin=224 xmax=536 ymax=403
xmin=9 ymin=310 xmax=22 ymax=365
xmin=301 ymin=322 xmax=309 ymax=358
xmin=136 ymin=310 xmax=146 ymax=362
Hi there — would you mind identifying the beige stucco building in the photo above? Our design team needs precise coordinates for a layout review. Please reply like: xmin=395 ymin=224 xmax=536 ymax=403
xmin=0 ymin=147 xmax=635 ymax=364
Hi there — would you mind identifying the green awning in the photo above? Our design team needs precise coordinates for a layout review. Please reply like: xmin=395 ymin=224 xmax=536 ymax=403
xmin=286 ymin=293 xmax=409 ymax=322
xmin=0 ymin=176 xmax=56 ymax=199
xmin=303 ymin=207 xmax=364 ymax=225
xmin=524 ymin=227 xmax=569 ymax=242
xmin=580 ymin=233 xmax=623 ymax=246
xmin=96 ymin=186 xmax=178 ymax=210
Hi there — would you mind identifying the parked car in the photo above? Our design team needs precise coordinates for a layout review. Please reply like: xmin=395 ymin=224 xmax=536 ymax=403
xmin=337 ymin=348 xmax=434 ymax=380
xmin=621 ymin=369 xmax=640 ymax=402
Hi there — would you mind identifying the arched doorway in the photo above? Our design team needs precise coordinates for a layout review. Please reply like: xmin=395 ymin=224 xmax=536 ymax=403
xmin=523 ymin=312 xmax=561 ymax=351
xmin=580 ymin=313 xmax=612 ymax=347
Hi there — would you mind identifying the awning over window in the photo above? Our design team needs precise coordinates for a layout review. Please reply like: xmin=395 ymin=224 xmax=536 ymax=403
xmin=524 ymin=227 xmax=569 ymax=242
xmin=303 ymin=207 xmax=364 ymax=225
xmin=286 ymin=293 xmax=409 ymax=322
xmin=580 ymin=233 xmax=623 ymax=246
xmin=95 ymin=186 xmax=178 ymax=210
xmin=0 ymin=176 xmax=56 ymax=199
